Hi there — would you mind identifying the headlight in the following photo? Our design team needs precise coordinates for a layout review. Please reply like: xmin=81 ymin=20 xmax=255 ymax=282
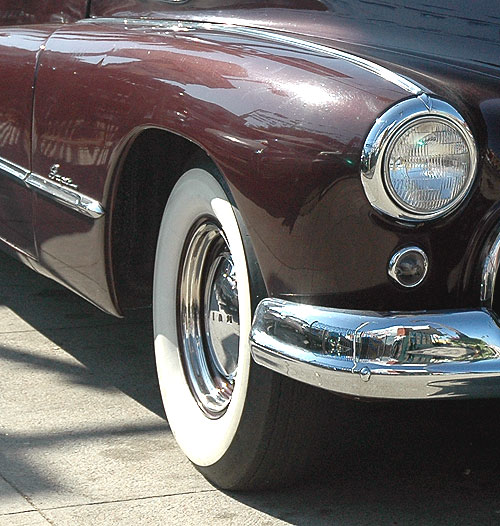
xmin=361 ymin=96 xmax=477 ymax=221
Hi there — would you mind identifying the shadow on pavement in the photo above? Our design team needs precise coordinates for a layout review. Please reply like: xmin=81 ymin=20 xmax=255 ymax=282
xmin=0 ymin=252 xmax=175 ymax=504
xmin=228 ymin=398 xmax=500 ymax=524
xmin=0 ymin=251 xmax=163 ymax=418
xmin=0 ymin=421 xmax=170 ymax=499
xmin=2 ymin=251 xmax=500 ymax=524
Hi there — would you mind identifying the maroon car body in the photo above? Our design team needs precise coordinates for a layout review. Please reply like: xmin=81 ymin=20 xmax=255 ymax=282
xmin=1 ymin=0 xmax=500 ymax=489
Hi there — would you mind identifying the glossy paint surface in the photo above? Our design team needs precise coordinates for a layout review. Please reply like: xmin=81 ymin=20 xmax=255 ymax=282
xmin=0 ymin=27 xmax=52 ymax=257
xmin=91 ymin=1 xmax=500 ymax=70
xmin=85 ymin=2 xmax=500 ymax=314
xmin=30 ymin=15 xmax=500 ymax=314
xmin=0 ymin=27 xmax=52 ymax=168
xmin=31 ymin=20 xmax=408 ymax=312
xmin=0 ymin=2 xmax=498 ymax=316
xmin=0 ymin=0 xmax=88 ymax=25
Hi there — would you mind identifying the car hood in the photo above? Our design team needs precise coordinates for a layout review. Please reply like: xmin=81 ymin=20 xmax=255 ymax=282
xmin=92 ymin=0 xmax=500 ymax=74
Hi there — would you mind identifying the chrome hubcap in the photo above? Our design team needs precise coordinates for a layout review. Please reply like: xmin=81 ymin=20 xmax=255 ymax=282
xmin=178 ymin=219 xmax=240 ymax=418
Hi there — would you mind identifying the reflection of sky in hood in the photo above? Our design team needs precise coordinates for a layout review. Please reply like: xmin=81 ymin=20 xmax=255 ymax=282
xmin=320 ymin=0 xmax=500 ymax=69
xmin=91 ymin=0 xmax=500 ymax=70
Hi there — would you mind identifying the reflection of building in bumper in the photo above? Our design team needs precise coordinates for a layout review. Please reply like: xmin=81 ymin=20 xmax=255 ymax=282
xmin=250 ymin=298 xmax=500 ymax=399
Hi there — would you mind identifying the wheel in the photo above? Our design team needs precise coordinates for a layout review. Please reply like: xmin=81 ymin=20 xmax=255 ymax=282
xmin=153 ymin=159 xmax=333 ymax=490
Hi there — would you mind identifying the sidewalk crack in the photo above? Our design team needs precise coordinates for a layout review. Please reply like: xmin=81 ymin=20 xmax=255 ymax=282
xmin=39 ymin=488 xmax=218 ymax=513
xmin=0 ymin=472 xmax=55 ymax=524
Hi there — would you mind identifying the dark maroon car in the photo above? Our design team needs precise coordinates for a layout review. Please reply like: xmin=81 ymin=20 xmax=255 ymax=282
xmin=1 ymin=0 xmax=499 ymax=489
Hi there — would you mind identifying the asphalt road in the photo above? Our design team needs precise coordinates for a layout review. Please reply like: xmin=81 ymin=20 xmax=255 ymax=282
xmin=1 ymin=250 xmax=500 ymax=525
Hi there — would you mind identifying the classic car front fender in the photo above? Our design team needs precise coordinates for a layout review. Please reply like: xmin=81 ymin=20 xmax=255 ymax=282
xmin=28 ymin=18 xmax=496 ymax=316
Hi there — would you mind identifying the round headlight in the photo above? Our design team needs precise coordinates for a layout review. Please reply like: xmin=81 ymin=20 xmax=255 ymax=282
xmin=361 ymin=96 xmax=477 ymax=222
xmin=385 ymin=117 xmax=472 ymax=214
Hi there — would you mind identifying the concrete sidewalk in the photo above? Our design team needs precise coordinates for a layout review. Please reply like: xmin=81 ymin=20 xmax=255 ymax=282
xmin=1 ymin=251 xmax=500 ymax=525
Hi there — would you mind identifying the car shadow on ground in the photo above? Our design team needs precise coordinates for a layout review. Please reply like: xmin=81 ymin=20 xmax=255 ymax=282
xmin=0 ymin=251 xmax=163 ymax=418
xmin=0 ymin=252 xmax=172 ymax=504
xmin=1 ymin=251 xmax=500 ymax=524
xmin=226 ymin=397 xmax=500 ymax=524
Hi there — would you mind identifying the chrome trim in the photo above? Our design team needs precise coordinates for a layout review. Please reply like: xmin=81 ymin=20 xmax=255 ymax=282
xmin=387 ymin=246 xmax=428 ymax=288
xmin=481 ymin=227 xmax=500 ymax=309
xmin=89 ymin=18 xmax=423 ymax=95
xmin=361 ymin=96 xmax=478 ymax=222
xmin=26 ymin=173 xmax=104 ymax=219
xmin=0 ymin=157 xmax=29 ymax=182
xmin=250 ymin=298 xmax=500 ymax=399
xmin=0 ymin=155 xmax=104 ymax=219
xmin=178 ymin=219 xmax=238 ymax=417
xmin=47 ymin=164 xmax=78 ymax=189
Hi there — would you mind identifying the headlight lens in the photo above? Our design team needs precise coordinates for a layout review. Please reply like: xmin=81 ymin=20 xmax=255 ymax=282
xmin=361 ymin=97 xmax=478 ymax=222
xmin=384 ymin=117 xmax=472 ymax=215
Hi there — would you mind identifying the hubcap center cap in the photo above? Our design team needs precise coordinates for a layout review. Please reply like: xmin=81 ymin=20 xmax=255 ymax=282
xmin=178 ymin=219 xmax=240 ymax=418
xmin=205 ymin=254 xmax=240 ymax=380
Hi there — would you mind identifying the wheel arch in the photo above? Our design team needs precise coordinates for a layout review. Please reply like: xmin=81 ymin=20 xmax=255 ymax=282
xmin=106 ymin=126 xmax=265 ymax=315
xmin=107 ymin=126 xmax=203 ymax=313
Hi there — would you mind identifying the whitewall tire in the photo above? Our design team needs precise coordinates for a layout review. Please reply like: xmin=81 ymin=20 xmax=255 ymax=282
xmin=153 ymin=160 xmax=334 ymax=489
xmin=154 ymin=166 xmax=252 ymax=467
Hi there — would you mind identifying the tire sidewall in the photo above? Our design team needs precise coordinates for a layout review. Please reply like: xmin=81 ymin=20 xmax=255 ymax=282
xmin=153 ymin=167 xmax=253 ymax=467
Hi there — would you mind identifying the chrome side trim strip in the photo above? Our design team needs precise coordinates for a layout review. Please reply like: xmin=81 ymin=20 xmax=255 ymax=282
xmin=0 ymin=157 xmax=29 ymax=181
xmin=0 ymin=155 xmax=104 ymax=219
xmin=89 ymin=18 xmax=423 ymax=95
xmin=250 ymin=298 xmax=500 ymax=399
xmin=26 ymin=173 xmax=105 ymax=219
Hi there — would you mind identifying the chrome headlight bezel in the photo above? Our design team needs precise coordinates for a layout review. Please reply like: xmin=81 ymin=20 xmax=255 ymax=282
xmin=361 ymin=95 xmax=478 ymax=222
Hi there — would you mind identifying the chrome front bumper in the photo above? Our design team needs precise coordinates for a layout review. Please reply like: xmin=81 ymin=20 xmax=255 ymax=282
xmin=250 ymin=298 xmax=500 ymax=399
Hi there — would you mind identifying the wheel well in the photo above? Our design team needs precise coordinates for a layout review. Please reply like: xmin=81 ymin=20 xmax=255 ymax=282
xmin=109 ymin=128 xmax=201 ymax=312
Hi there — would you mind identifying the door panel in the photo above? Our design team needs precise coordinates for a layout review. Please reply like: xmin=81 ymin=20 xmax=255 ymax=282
xmin=0 ymin=27 xmax=52 ymax=257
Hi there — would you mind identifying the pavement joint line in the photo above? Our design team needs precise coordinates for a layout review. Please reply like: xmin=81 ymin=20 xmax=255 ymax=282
xmin=0 ymin=472 xmax=54 ymax=525
xmin=2 ymin=488 xmax=219 ymax=515
xmin=0 ymin=320 xmax=151 ymax=336
xmin=0 ymin=510 xmax=30 ymax=516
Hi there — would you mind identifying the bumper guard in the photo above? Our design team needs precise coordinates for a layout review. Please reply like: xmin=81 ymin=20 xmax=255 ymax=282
xmin=250 ymin=298 xmax=500 ymax=399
